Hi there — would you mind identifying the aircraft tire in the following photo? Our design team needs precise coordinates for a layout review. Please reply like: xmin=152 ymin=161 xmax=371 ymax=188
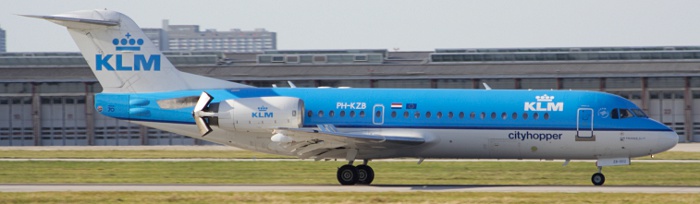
xmin=591 ymin=173 xmax=605 ymax=186
xmin=337 ymin=165 xmax=359 ymax=185
xmin=356 ymin=165 xmax=375 ymax=185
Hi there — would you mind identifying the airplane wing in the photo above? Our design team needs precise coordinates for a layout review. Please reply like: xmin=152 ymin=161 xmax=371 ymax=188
xmin=273 ymin=124 xmax=425 ymax=160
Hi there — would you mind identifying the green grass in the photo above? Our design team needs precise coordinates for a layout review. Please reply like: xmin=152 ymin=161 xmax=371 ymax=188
xmin=1 ymin=161 xmax=700 ymax=185
xmin=0 ymin=150 xmax=294 ymax=159
xmin=0 ymin=192 xmax=698 ymax=204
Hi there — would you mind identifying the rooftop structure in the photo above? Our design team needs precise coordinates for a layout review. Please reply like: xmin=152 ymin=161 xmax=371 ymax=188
xmin=0 ymin=26 xmax=5 ymax=52
xmin=142 ymin=20 xmax=276 ymax=53
xmin=431 ymin=46 xmax=700 ymax=62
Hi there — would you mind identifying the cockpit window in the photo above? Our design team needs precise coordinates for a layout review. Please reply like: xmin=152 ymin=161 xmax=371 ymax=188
xmin=619 ymin=109 xmax=633 ymax=118
xmin=632 ymin=109 xmax=648 ymax=118
xmin=611 ymin=108 xmax=635 ymax=119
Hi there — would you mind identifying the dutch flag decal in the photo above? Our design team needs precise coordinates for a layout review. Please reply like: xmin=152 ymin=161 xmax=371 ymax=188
xmin=391 ymin=102 xmax=403 ymax=109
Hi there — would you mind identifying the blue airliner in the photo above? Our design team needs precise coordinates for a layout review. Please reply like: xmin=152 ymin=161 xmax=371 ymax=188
xmin=27 ymin=9 xmax=678 ymax=186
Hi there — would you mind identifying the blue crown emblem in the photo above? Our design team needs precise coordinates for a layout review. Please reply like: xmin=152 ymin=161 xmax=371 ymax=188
xmin=257 ymin=106 xmax=268 ymax=112
xmin=112 ymin=33 xmax=144 ymax=51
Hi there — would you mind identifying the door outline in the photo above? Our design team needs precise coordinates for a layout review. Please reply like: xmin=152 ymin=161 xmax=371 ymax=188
xmin=576 ymin=108 xmax=596 ymax=141
xmin=372 ymin=104 xmax=384 ymax=125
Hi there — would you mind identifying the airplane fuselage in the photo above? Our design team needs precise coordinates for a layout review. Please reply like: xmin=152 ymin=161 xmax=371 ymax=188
xmin=95 ymin=88 xmax=678 ymax=160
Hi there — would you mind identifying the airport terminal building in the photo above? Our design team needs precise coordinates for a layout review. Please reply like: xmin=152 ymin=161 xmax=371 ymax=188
xmin=1 ymin=46 xmax=700 ymax=145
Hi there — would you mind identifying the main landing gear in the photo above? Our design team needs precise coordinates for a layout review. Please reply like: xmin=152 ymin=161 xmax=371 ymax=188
xmin=337 ymin=159 xmax=374 ymax=185
xmin=591 ymin=166 xmax=605 ymax=186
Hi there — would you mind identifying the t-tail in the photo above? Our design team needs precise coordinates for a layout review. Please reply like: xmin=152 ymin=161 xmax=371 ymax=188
xmin=23 ymin=9 xmax=251 ymax=93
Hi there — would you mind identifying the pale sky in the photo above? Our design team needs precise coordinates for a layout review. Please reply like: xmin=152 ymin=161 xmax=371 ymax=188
xmin=2 ymin=0 xmax=700 ymax=52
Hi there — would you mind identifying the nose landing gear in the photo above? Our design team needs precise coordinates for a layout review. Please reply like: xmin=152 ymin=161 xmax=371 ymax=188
xmin=591 ymin=166 xmax=605 ymax=186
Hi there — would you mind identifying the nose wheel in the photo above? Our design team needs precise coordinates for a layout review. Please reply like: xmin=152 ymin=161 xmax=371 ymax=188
xmin=591 ymin=166 xmax=605 ymax=186
xmin=591 ymin=173 xmax=605 ymax=186
xmin=336 ymin=160 xmax=375 ymax=185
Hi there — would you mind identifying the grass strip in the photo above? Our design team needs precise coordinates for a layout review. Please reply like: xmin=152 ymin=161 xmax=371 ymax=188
xmin=0 ymin=192 xmax=699 ymax=204
xmin=1 ymin=161 xmax=700 ymax=186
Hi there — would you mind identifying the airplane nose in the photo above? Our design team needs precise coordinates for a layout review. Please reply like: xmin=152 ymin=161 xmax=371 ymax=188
xmin=657 ymin=131 xmax=679 ymax=153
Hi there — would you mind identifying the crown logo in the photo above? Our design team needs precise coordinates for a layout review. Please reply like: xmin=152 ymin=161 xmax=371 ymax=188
xmin=112 ymin=33 xmax=144 ymax=51
xmin=257 ymin=106 xmax=268 ymax=112
xmin=535 ymin=94 xmax=554 ymax=102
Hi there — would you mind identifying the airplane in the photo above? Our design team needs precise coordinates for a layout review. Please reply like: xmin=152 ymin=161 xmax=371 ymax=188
xmin=25 ymin=9 xmax=678 ymax=186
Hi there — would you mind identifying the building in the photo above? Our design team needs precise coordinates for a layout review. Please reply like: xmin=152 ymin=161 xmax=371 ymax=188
xmin=1 ymin=46 xmax=700 ymax=146
xmin=0 ymin=26 xmax=6 ymax=52
xmin=143 ymin=20 xmax=276 ymax=53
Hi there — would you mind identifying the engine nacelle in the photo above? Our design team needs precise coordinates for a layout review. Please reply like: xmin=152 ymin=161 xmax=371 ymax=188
xmin=215 ymin=97 xmax=304 ymax=132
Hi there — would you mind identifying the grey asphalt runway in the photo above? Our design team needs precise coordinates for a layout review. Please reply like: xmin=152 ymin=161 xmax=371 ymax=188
xmin=1 ymin=184 xmax=699 ymax=193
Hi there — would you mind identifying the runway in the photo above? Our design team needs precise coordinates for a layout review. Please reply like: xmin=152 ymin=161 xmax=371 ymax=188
xmin=1 ymin=144 xmax=699 ymax=193
xmin=1 ymin=184 xmax=699 ymax=193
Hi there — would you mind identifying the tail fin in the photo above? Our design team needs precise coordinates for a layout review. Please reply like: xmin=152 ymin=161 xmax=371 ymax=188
xmin=24 ymin=9 xmax=251 ymax=93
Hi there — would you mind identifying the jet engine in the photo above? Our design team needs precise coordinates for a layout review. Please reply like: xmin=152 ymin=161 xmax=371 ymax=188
xmin=215 ymin=96 xmax=304 ymax=132
xmin=193 ymin=92 xmax=304 ymax=135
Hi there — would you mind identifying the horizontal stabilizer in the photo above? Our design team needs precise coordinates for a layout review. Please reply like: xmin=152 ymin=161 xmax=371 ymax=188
xmin=20 ymin=14 xmax=118 ymax=26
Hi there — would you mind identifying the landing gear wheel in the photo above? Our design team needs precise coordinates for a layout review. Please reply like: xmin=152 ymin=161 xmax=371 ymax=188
xmin=356 ymin=165 xmax=375 ymax=185
xmin=337 ymin=165 xmax=359 ymax=185
xmin=591 ymin=173 xmax=605 ymax=186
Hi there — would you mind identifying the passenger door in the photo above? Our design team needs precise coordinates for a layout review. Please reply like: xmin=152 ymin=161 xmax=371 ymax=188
xmin=576 ymin=108 xmax=595 ymax=141
xmin=372 ymin=104 xmax=384 ymax=125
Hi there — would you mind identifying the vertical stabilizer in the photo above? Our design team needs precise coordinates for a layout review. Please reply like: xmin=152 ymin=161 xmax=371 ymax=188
xmin=24 ymin=9 xmax=251 ymax=93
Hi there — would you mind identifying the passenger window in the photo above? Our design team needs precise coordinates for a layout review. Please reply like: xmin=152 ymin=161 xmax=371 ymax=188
xmin=512 ymin=112 xmax=517 ymax=120
xmin=491 ymin=112 xmax=496 ymax=119
xmin=533 ymin=113 xmax=539 ymax=120
xmin=404 ymin=111 xmax=409 ymax=118
xmin=470 ymin=112 xmax=475 ymax=119
xmin=414 ymin=112 xmax=421 ymax=118
xmin=360 ymin=111 xmax=365 ymax=117
xmin=459 ymin=112 xmax=465 ymax=119
xmin=437 ymin=112 xmax=443 ymax=119
xmin=544 ymin=113 xmax=550 ymax=120
xmin=523 ymin=112 xmax=528 ymax=120
xmin=391 ymin=111 xmax=397 ymax=118
xmin=448 ymin=112 xmax=454 ymax=119
xmin=318 ymin=110 xmax=324 ymax=118
xmin=329 ymin=110 xmax=335 ymax=117
xmin=480 ymin=112 xmax=486 ymax=119
xmin=375 ymin=110 xmax=381 ymax=118
xmin=307 ymin=110 xmax=313 ymax=118
xmin=426 ymin=112 xmax=432 ymax=118
xmin=350 ymin=111 xmax=356 ymax=118
xmin=340 ymin=111 xmax=346 ymax=117
xmin=501 ymin=112 xmax=507 ymax=120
